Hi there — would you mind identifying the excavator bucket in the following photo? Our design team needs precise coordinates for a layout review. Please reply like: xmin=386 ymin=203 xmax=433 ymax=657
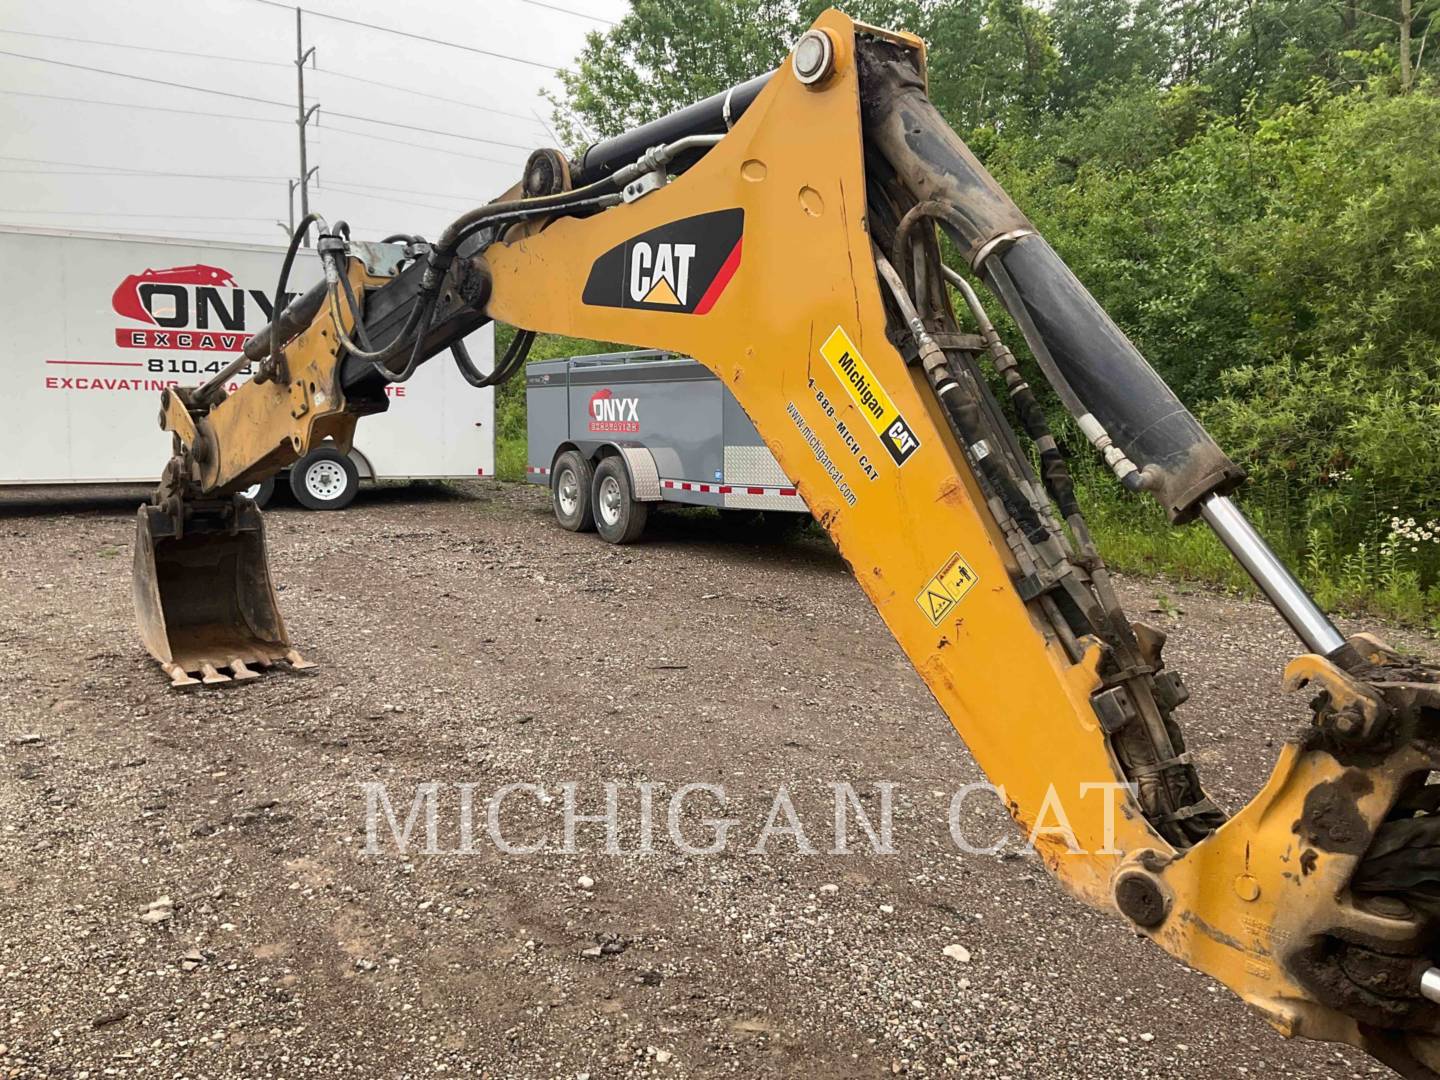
xmin=133 ymin=499 xmax=312 ymax=687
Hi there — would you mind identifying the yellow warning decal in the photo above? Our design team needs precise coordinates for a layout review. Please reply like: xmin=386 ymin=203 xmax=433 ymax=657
xmin=818 ymin=326 xmax=921 ymax=466
xmin=916 ymin=552 xmax=979 ymax=626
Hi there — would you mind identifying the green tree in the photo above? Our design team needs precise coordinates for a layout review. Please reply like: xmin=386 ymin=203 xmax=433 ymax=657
xmin=547 ymin=0 xmax=805 ymax=148
xmin=537 ymin=0 xmax=1440 ymax=619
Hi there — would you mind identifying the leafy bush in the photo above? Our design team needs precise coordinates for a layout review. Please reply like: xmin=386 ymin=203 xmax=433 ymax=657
xmin=996 ymin=85 xmax=1440 ymax=623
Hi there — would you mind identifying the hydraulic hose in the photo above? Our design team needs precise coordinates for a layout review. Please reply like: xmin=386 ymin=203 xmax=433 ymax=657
xmin=323 ymin=191 xmax=621 ymax=383
xmin=453 ymin=329 xmax=534 ymax=389
xmin=874 ymin=252 xmax=1050 ymax=547
xmin=860 ymin=41 xmax=1242 ymax=522
xmin=939 ymin=263 xmax=1083 ymax=524
xmin=191 ymin=212 xmax=323 ymax=406
xmin=270 ymin=212 xmax=322 ymax=369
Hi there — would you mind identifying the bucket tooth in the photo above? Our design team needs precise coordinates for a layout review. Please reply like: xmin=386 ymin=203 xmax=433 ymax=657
xmin=228 ymin=658 xmax=260 ymax=681
xmin=164 ymin=663 xmax=200 ymax=688
xmin=134 ymin=499 xmax=293 ymax=687
xmin=285 ymin=649 xmax=317 ymax=671
xmin=199 ymin=663 xmax=231 ymax=685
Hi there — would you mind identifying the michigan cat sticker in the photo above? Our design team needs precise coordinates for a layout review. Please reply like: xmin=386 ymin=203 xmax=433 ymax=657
xmin=581 ymin=209 xmax=743 ymax=314
xmin=819 ymin=326 xmax=921 ymax=466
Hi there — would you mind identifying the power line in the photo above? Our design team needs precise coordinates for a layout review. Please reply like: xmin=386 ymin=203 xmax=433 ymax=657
xmin=315 ymin=177 xmax=480 ymax=206
xmin=320 ymin=182 xmax=473 ymax=215
xmin=0 ymin=22 xmax=568 ymax=128
xmin=0 ymin=89 xmax=527 ymax=168
xmin=0 ymin=24 xmax=559 ymax=126
xmin=0 ymin=168 xmax=292 ymax=187
xmin=315 ymin=123 xmax=523 ymax=168
xmin=0 ymin=27 xmax=290 ymax=68
xmin=0 ymin=153 xmax=291 ymax=181
xmin=0 ymin=167 xmax=484 ymax=211
xmin=0 ymin=206 xmax=281 ymax=222
xmin=0 ymin=49 xmax=291 ymax=108
xmin=0 ymin=220 xmax=296 ymax=240
xmin=322 ymin=109 xmax=536 ymax=150
xmin=313 ymin=66 xmax=544 ymax=125
xmin=0 ymin=90 xmax=523 ymax=174
xmin=0 ymin=157 xmax=494 ymax=212
xmin=0 ymin=88 xmax=292 ymax=127
xmin=517 ymin=0 xmax=618 ymax=25
xmin=0 ymin=50 xmax=540 ymax=152
xmin=240 ymin=0 xmax=560 ymax=71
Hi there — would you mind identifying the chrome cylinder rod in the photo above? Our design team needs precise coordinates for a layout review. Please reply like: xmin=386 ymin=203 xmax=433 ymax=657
xmin=1421 ymin=967 xmax=1440 ymax=1005
xmin=1199 ymin=493 xmax=1346 ymax=656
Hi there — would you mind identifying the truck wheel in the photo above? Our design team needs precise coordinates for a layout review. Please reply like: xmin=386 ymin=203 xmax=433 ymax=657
xmin=290 ymin=448 xmax=360 ymax=511
xmin=240 ymin=477 xmax=276 ymax=509
xmin=591 ymin=456 xmax=648 ymax=544
xmin=551 ymin=450 xmax=595 ymax=532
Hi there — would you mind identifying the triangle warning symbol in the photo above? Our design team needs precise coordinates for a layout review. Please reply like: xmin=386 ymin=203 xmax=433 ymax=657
xmin=923 ymin=586 xmax=954 ymax=622
xmin=641 ymin=276 xmax=681 ymax=306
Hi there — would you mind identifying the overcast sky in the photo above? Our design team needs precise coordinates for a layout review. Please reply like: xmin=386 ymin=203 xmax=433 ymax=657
xmin=0 ymin=0 xmax=629 ymax=246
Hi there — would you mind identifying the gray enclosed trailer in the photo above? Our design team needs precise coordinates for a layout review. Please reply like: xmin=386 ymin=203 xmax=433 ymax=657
xmin=526 ymin=351 xmax=807 ymax=543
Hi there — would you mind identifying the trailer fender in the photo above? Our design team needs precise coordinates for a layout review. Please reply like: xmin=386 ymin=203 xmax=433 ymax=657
xmin=347 ymin=446 xmax=375 ymax=480
xmin=595 ymin=444 xmax=662 ymax=502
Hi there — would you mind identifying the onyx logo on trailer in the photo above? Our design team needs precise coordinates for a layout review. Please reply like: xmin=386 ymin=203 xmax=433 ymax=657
xmin=111 ymin=264 xmax=295 ymax=352
xmin=582 ymin=209 xmax=743 ymax=315
xmin=587 ymin=388 xmax=640 ymax=434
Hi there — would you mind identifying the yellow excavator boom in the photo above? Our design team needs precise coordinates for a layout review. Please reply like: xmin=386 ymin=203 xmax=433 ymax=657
xmin=132 ymin=11 xmax=1440 ymax=1075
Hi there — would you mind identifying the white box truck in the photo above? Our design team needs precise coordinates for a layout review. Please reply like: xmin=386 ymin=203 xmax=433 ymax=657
xmin=0 ymin=225 xmax=494 ymax=509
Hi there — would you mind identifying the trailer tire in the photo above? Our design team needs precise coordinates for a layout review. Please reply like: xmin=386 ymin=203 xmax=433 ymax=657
xmin=290 ymin=448 xmax=360 ymax=511
xmin=591 ymin=456 xmax=648 ymax=544
xmin=240 ymin=477 xmax=276 ymax=509
xmin=551 ymin=450 xmax=596 ymax=532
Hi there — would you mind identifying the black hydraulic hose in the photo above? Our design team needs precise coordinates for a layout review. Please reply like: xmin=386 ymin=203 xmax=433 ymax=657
xmin=267 ymin=212 xmax=322 ymax=380
xmin=432 ymin=175 xmax=625 ymax=257
xmin=326 ymin=190 xmax=620 ymax=381
xmin=894 ymin=203 xmax=1090 ymax=433
xmin=874 ymin=252 xmax=1049 ymax=546
xmin=324 ymin=107 xmax=719 ymax=383
xmin=192 ymin=212 xmax=321 ymax=406
xmin=570 ymin=71 xmax=772 ymax=186
xmin=891 ymin=200 xmax=967 ymax=300
xmin=453 ymin=329 xmax=534 ymax=389
xmin=336 ymin=265 xmax=375 ymax=353
xmin=936 ymin=262 xmax=1083 ymax=522
xmin=934 ymin=366 xmax=1050 ymax=546
xmin=326 ymin=263 xmax=435 ymax=369
xmin=895 ymin=202 xmax=1084 ymax=516
xmin=271 ymin=213 xmax=319 ymax=340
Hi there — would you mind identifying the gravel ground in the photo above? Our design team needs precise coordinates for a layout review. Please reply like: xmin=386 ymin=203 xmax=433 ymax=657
xmin=1 ymin=480 xmax=1435 ymax=1080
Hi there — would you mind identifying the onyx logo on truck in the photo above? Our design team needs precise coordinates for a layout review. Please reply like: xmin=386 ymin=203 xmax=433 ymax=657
xmin=587 ymin=388 xmax=640 ymax=434
xmin=111 ymin=264 xmax=295 ymax=352
xmin=582 ymin=209 xmax=743 ymax=315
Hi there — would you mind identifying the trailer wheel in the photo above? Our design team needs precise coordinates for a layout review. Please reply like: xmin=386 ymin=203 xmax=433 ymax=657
xmin=290 ymin=448 xmax=360 ymax=511
xmin=551 ymin=450 xmax=595 ymax=532
xmin=591 ymin=456 xmax=648 ymax=544
xmin=240 ymin=477 xmax=276 ymax=509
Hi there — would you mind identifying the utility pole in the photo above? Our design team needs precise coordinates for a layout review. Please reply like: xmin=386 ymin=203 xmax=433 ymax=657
xmin=295 ymin=6 xmax=320 ymax=244
xmin=286 ymin=170 xmax=317 ymax=240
